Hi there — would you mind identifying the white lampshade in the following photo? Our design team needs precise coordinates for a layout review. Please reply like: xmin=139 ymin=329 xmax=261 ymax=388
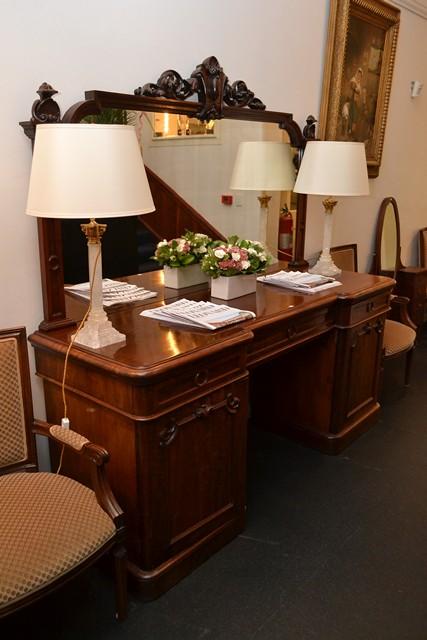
xmin=230 ymin=141 xmax=296 ymax=191
xmin=293 ymin=141 xmax=369 ymax=197
xmin=26 ymin=123 xmax=155 ymax=218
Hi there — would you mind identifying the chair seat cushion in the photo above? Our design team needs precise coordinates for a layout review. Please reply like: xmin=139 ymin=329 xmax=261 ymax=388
xmin=384 ymin=319 xmax=416 ymax=356
xmin=0 ymin=472 xmax=116 ymax=609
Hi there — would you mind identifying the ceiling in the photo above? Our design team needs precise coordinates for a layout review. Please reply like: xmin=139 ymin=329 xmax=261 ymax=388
xmin=391 ymin=0 xmax=427 ymax=19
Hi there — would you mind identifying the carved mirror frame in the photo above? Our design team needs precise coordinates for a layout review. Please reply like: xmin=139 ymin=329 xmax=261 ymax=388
xmin=372 ymin=196 xmax=403 ymax=278
xmin=20 ymin=56 xmax=316 ymax=330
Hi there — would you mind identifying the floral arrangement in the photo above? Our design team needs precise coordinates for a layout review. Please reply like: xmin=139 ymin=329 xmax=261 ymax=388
xmin=154 ymin=231 xmax=212 ymax=268
xmin=201 ymin=236 xmax=271 ymax=278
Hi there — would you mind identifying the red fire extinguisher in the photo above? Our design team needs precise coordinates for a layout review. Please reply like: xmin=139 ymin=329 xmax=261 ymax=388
xmin=278 ymin=205 xmax=293 ymax=259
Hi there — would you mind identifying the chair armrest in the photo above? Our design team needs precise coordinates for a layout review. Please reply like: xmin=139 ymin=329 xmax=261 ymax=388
xmin=33 ymin=420 xmax=124 ymax=528
xmin=390 ymin=295 xmax=417 ymax=331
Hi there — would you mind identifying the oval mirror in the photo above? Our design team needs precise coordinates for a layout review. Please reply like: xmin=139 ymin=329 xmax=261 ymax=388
xmin=373 ymin=197 xmax=402 ymax=277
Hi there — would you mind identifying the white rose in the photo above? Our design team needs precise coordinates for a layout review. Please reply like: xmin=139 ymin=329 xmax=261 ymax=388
xmin=214 ymin=249 xmax=226 ymax=259
xmin=158 ymin=240 xmax=168 ymax=247
xmin=231 ymin=252 xmax=240 ymax=261
xmin=199 ymin=246 xmax=207 ymax=253
xmin=241 ymin=260 xmax=250 ymax=270
xmin=247 ymin=247 xmax=257 ymax=255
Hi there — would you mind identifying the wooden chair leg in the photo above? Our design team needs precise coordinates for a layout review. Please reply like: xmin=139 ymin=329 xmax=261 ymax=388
xmin=404 ymin=347 xmax=415 ymax=387
xmin=113 ymin=544 xmax=128 ymax=621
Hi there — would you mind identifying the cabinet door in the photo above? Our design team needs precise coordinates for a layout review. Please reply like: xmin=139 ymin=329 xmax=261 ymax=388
xmin=136 ymin=379 xmax=248 ymax=570
xmin=332 ymin=318 xmax=384 ymax=432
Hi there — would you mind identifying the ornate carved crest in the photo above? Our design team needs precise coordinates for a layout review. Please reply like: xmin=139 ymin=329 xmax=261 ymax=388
xmin=31 ymin=83 xmax=61 ymax=125
xmin=135 ymin=56 xmax=265 ymax=121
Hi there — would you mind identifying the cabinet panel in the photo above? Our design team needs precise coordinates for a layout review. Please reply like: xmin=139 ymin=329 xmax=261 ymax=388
xmin=137 ymin=379 xmax=248 ymax=569
xmin=332 ymin=318 xmax=384 ymax=432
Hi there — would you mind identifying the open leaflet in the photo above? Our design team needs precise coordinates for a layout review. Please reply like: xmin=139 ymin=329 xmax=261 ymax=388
xmin=257 ymin=271 xmax=342 ymax=294
xmin=141 ymin=299 xmax=255 ymax=330
xmin=65 ymin=278 xmax=157 ymax=306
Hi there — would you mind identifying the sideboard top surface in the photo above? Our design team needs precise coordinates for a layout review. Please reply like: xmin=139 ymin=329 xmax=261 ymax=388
xmin=29 ymin=267 xmax=394 ymax=378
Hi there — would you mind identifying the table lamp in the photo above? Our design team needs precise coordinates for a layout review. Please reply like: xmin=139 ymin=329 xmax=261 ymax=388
xmin=293 ymin=141 xmax=369 ymax=276
xmin=26 ymin=123 xmax=155 ymax=349
xmin=230 ymin=141 xmax=296 ymax=251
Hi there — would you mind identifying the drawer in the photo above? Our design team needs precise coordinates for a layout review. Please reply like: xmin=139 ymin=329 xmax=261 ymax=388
xmin=248 ymin=307 xmax=333 ymax=366
xmin=336 ymin=292 xmax=390 ymax=327
xmin=141 ymin=348 xmax=248 ymax=415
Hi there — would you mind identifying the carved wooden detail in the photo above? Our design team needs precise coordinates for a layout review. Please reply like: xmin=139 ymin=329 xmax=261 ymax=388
xmin=19 ymin=82 xmax=61 ymax=143
xmin=136 ymin=69 xmax=195 ymax=100
xmin=160 ymin=393 xmax=241 ymax=447
xmin=136 ymin=56 xmax=265 ymax=121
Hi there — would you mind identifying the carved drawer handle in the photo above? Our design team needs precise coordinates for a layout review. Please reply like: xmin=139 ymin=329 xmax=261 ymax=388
xmin=48 ymin=254 xmax=60 ymax=272
xmin=194 ymin=369 xmax=208 ymax=386
xmin=159 ymin=393 xmax=241 ymax=446
xmin=366 ymin=301 xmax=374 ymax=312
xmin=287 ymin=326 xmax=297 ymax=339
xmin=159 ymin=422 xmax=178 ymax=447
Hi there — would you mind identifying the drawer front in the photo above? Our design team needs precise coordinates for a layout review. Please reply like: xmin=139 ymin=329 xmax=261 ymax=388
xmin=347 ymin=293 xmax=389 ymax=325
xmin=142 ymin=348 xmax=247 ymax=415
xmin=248 ymin=307 xmax=333 ymax=366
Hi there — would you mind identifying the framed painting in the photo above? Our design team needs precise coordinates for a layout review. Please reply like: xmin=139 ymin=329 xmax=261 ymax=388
xmin=319 ymin=0 xmax=400 ymax=178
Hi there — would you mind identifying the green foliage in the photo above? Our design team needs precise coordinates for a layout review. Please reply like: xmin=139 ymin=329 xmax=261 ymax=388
xmin=83 ymin=108 xmax=129 ymax=125
xmin=154 ymin=231 xmax=212 ymax=268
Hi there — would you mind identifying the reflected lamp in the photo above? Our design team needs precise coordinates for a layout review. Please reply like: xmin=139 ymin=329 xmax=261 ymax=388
xmin=230 ymin=141 xmax=296 ymax=250
xmin=26 ymin=123 xmax=155 ymax=349
xmin=294 ymin=141 xmax=369 ymax=276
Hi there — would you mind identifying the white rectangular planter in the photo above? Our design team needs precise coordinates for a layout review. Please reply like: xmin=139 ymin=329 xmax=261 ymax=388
xmin=210 ymin=274 xmax=257 ymax=300
xmin=163 ymin=263 xmax=209 ymax=289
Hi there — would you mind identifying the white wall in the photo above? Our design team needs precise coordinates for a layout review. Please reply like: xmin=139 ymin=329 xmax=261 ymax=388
xmin=1 ymin=0 xmax=427 ymax=448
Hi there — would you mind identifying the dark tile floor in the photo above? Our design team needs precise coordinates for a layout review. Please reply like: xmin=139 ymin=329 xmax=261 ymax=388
xmin=2 ymin=330 xmax=427 ymax=639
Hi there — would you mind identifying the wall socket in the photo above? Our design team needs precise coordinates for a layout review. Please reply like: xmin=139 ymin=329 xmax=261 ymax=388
xmin=411 ymin=80 xmax=423 ymax=98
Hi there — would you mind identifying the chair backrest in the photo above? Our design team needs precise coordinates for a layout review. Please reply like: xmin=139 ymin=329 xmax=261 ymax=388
xmin=0 ymin=328 xmax=36 ymax=475
xmin=330 ymin=244 xmax=358 ymax=273
xmin=419 ymin=228 xmax=427 ymax=268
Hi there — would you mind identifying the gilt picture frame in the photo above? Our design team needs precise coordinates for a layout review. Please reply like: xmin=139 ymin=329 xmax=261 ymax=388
xmin=319 ymin=0 xmax=400 ymax=178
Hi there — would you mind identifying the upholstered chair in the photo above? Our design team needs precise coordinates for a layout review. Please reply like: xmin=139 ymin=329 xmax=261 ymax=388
xmin=0 ymin=327 xmax=127 ymax=620
xmin=330 ymin=245 xmax=417 ymax=386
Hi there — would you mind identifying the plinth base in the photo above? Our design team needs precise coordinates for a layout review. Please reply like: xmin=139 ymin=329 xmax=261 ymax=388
xmin=309 ymin=252 xmax=341 ymax=277
xmin=73 ymin=317 xmax=125 ymax=349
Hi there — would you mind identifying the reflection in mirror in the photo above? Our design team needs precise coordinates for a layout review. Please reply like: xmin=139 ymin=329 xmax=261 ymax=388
xmin=381 ymin=203 xmax=398 ymax=272
xmin=152 ymin=112 xmax=216 ymax=138
xmin=136 ymin=110 xmax=294 ymax=255
xmin=61 ymin=111 xmax=295 ymax=284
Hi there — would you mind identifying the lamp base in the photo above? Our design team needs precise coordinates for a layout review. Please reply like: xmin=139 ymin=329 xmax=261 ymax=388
xmin=309 ymin=251 xmax=342 ymax=277
xmin=72 ymin=314 xmax=125 ymax=349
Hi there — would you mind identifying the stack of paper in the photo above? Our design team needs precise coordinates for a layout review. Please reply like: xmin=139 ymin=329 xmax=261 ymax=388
xmin=257 ymin=271 xmax=342 ymax=294
xmin=65 ymin=278 xmax=158 ymax=306
xmin=141 ymin=299 xmax=255 ymax=330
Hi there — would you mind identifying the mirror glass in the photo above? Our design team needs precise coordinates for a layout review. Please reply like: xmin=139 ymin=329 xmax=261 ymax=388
xmin=62 ymin=110 xmax=297 ymax=284
xmin=380 ymin=202 xmax=398 ymax=273
xmin=136 ymin=111 xmax=294 ymax=246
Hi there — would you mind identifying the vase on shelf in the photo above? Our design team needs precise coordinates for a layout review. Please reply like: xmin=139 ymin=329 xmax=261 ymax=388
xmin=210 ymin=274 xmax=257 ymax=300
xmin=163 ymin=263 xmax=209 ymax=289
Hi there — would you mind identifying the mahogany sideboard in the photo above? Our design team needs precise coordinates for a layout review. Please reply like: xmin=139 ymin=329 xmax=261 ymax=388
xmin=29 ymin=268 xmax=394 ymax=599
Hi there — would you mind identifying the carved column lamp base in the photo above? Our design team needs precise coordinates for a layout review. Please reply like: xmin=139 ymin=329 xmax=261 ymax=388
xmin=257 ymin=191 xmax=272 ymax=253
xmin=72 ymin=220 xmax=125 ymax=349
xmin=309 ymin=197 xmax=342 ymax=277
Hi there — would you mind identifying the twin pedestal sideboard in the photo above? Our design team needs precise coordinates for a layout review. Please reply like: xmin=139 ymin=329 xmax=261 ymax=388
xmin=29 ymin=268 xmax=394 ymax=599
